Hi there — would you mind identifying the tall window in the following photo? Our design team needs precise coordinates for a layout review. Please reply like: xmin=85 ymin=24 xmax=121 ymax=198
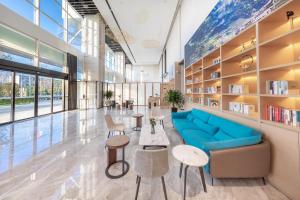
xmin=38 ymin=76 xmax=52 ymax=115
xmin=0 ymin=70 xmax=13 ymax=123
xmin=0 ymin=0 xmax=83 ymax=50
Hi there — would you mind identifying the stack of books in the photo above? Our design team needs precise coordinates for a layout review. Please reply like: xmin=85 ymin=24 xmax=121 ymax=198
xmin=264 ymin=105 xmax=300 ymax=127
xmin=229 ymin=102 xmax=255 ymax=115
xmin=186 ymin=79 xmax=193 ymax=84
xmin=205 ymin=86 xmax=220 ymax=94
xmin=193 ymin=87 xmax=203 ymax=94
xmin=229 ymin=84 xmax=249 ymax=94
xmin=266 ymin=80 xmax=298 ymax=95
xmin=210 ymin=72 xmax=220 ymax=79
xmin=212 ymin=57 xmax=221 ymax=65
xmin=186 ymin=88 xmax=192 ymax=94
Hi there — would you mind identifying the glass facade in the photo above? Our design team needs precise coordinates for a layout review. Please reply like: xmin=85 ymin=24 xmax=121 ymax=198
xmin=15 ymin=73 xmax=35 ymax=120
xmin=0 ymin=70 xmax=13 ymax=123
xmin=0 ymin=0 xmax=83 ymax=50
xmin=0 ymin=24 xmax=67 ymax=73
xmin=38 ymin=76 xmax=52 ymax=115
xmin=105 ymin=45 xmax=125 ymax=83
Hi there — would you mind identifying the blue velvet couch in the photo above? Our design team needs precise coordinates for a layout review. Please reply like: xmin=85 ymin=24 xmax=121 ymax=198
xmin=172 ymin=108 xmax=270 ymax=180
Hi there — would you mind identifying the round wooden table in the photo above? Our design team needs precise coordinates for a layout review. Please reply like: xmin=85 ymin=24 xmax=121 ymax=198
xmin=105 ymin=135 xmax=130 ymax=179
xmin=132 ymin=113 xmax=144 ymax=131
xmin=172 ymin=145 xmax=209 ymax=200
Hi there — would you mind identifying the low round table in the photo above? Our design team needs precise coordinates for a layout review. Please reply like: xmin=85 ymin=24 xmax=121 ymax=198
xmin=132 ymin=113 xmax=144 ymax=131
xmin=172 ymin=145 xmax=209 ymax=200
xmin=105 ymin=135 xmax=130 ymax=179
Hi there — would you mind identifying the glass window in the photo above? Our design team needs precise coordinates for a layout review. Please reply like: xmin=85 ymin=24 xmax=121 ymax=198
xmin=39 ymin=0 xmax=65 ymax=26
xmin=15 ymin=73 xmax=35 ymax=120
xmin=153 ymin=83 xmax=160 ymax=97
xmin=38 ymin=76 xmax=52 ymax=115
xmin=0 ymin=70 xmax=13 ymax=123
xmin=64 ymin=80 xmax=68 ymax=110
xmin=40 ymin=13 xmax=65 ymax=40
xmin=0 ymin=0 xmax=35 ymax=23
xmin=138 ymin=83 xmax=145 ymax=105
xmin=39 ymin=42 xmax=66 ymax=72
xmin=67 ymin=5 xmax=82 ymax=36
xmin=130 ymin=83 xmax=137 ymax=105
xmin=123 ymin=83 xmax=129 ymax=101
xmin=115 ymin=84 xmax=122 ymax=105
xmin=53 ymin=78 xmax=64 ymax=112
xmin=0 ymin=48 xmax=34 ymax=66
xmin=146 ymin=83 xmax=153 ymax=105
xmin=0 ymin=24 xmax=36 ymax=55
xmin=69 ymin=31 xmax=82 ymax=51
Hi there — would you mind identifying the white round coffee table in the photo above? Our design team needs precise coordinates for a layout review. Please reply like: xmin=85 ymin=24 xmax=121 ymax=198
xmin=172 ymin=145 xmax=209 ymax=200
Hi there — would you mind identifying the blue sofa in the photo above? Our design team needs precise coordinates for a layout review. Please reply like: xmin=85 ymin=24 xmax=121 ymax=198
xmin=172 ymin=108 xmax=270 ymax=180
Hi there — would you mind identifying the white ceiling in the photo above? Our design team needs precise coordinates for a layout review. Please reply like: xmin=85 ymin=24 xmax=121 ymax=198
xmin=93 ymin=0 xmax=180 ymax=65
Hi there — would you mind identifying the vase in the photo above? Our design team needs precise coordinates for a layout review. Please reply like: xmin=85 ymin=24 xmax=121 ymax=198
xmin=151 ymin=125 xmax=155 ymax=134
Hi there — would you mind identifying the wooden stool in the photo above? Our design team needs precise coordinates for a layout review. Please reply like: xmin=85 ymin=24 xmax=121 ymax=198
xmin=132 ymin=113 xmax=144 ymax=131
xmin=105 ymin=135 xmax=130 ymax=179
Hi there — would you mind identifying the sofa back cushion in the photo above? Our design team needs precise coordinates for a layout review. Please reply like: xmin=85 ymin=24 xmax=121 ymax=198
xmin=191 ymin=109 xmax=210 ymax=122
xmin=214 ymin=130 xmax=233 ymax=141
xmin=187 ymin=114 xmax=194 ymax=121
xmin=208 ymin=115 xmax=254 ymax=138
xmin=194 ymin=119 xmax=218 ymax=135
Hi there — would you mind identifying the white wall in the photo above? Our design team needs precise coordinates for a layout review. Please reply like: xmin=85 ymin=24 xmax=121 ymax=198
xmin=164 ymin=0 xmax=218 ymax=81
xmin=132 ymin=64 xmax=160 ymax=82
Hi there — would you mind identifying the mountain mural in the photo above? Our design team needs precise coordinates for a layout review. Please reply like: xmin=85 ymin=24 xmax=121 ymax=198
xmin=184 ymin=0 xmax=289 ymax=67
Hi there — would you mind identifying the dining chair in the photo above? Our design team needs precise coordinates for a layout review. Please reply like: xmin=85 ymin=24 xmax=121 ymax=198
xmin=104 ymin=114 xmax=126 ymax=138
xmin=133 ymin=148 xmax=169 ymax=200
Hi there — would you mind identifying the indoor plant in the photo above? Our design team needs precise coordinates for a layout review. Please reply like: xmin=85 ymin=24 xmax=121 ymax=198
xmin=164 ymin=89 xmax=184 ymax=112
xmin=104 ymin=90 xmax=113 ymax=106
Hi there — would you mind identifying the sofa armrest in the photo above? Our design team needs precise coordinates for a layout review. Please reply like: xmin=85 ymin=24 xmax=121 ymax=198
xmin=171 ymin=111 xmax=191 ymax=119
xmin=209 ymin=140 xmax=270 ymax=178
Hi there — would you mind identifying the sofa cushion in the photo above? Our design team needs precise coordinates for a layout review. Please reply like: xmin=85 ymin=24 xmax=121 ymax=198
xmin=193 ymin=119 xmax=218 ymax=135
xmin=208 ymin=115 xmax=254 ymax=138
xmin=214 ymin=130 xmax=233 ymax=141
xmin=173 ymin=119 xmax=199 ymax=133
xmin=182 ymin=129 xmax=215 ymax=147
xmin=191 ymin=109 xmax=210 ymax=122
xmin=187 ymin=114 xmax=194 ymax=121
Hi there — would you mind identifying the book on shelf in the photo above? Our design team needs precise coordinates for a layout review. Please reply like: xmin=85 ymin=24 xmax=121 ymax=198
xmin=210 ymin=71 xmax=220 ymax=79
xmin=264 ymin=105 xmax=300 ymax=127
xmin=229 ymin=102 xmax=255 ymax=115
xmin=193 ymin=97 xmax=204 ymax=104
xmin=228 ymin=84 xmax=249 ymax=94
xmin=193 ymin=87 xmax=203 ymax=94
xmin=212 ymin=57 xmax=221 ymax=65
xmin=186 ymin=88 xmax=192 ymax=94
xmin=186 ymin=79 xmax=193 ymax=84
xmin=205 ymin=86 xmax=221 ymax=94
xmin=266 ymin=80 xmax=298 ymax=95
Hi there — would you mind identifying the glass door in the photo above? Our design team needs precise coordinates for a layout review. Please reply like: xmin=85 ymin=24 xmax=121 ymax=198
xmin=0 ymin=70 xmax=13 ymax=123
xmin=53 ymin=78 xmax=64 ymax=112
xmin=38 ymin=76 xmax=52 ymax=115
xmin=15 ymin=73 xmax=35 ymax=120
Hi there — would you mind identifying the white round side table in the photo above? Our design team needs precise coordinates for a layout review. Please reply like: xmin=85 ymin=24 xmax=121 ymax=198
xmin=172 ymin=144 xmax=209 ymax=200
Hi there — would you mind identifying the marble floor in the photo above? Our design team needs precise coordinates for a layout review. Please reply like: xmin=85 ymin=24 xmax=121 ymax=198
xmin=0 ymin=107 xmax=290 ymax=200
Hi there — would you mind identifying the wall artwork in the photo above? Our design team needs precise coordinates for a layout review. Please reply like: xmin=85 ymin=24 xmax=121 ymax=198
xmin=184 ymin=0 xmax=289 ymax=67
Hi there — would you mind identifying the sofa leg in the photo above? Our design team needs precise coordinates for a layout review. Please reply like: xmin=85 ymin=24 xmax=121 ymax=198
xmin=262 ymin=177 xmax=266 ymax=185
xmin=211 ymin=178 xmax=214 ymax=186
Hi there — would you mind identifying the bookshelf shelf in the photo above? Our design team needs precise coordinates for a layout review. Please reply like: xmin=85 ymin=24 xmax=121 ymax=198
xmin=184 ymin=0 xmax=300 ymax=129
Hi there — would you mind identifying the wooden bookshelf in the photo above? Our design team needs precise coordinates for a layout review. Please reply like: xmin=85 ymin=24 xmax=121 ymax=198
xmin=184 ymin=0 xmax=300 ymax=130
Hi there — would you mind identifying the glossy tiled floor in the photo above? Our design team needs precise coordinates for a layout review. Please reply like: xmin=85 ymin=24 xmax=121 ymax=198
xmin=0 ymin=107 xmax=289 ymax=200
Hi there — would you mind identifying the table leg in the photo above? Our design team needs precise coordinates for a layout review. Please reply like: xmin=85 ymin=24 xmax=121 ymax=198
xmin=107 ymin=148 xmax=116 ymax=167
xmin=199 ymin=167 xmax=207 ymax=192
xmin=122 ymin=147 xmax=125 ymax=173
xmin=137 ymin=117 xmax=142 ymax=128
xmin=184 ymin=165 xmax=189 ymax=200
xmin=179 ymin=163 xmax=183 ymax=178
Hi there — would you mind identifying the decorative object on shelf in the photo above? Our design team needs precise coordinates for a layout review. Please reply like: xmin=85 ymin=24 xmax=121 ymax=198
xmin=266 ymin=80 xmax=299 ymax=95
xmin=240 ymin=54 xmax=254 ymax=71
xmin=164 ymin=89 xmax=184 ymax=112
xmin=229 ymin=102 xmax=255 ymax=115
xmin=241 ymin=37 xmax=256 ymax=52
xmin=205 ymin=86 xmax=221 ymax=94
xmin=206 ymin=97 xmax=219 ymax=107
xmin=150 ymin=118 xmax=156 ymax=134
xmin=286 ymin=10 xmax=295 ymax=29
xmin=212 ymin=57 xmax=221 ymax=65
xmin=186 ymin=88 xmax=192 ymax=94
xmin=210 ymin=71 xmax=221 ymax=79
xmin=229 ymin=84 xmax=249 ymax=94
xmin=264 ymin=105 xmax=300 ymax=127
